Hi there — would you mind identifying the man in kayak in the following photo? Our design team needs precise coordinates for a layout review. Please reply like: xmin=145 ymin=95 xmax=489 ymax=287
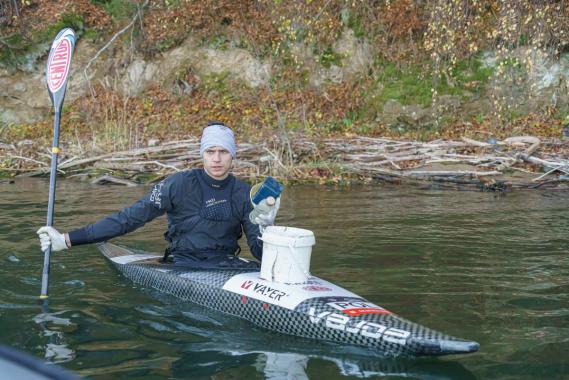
xmin=36 ymin=122 xmax=279 ymax=269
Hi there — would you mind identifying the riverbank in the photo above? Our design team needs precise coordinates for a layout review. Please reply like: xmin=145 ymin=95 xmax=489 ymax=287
xmin=2 ymin=1 xmax=569 ymax=192
xmin=2 ymin=132 xmax=568 ymax=191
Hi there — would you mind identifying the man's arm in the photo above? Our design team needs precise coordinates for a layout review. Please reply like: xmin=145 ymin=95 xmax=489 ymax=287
xmin=37 ymin=179 xmax=175 ymax=252
xmin=67 ymin=197 xmax=167 ymax=246
xmin=68 ymin=179 xmax=174 ymax=246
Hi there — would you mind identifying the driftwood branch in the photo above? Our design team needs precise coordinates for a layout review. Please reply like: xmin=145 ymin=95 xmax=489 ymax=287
xmin=406 ymin=170 xmax=502 ymax=177
xmin=7 ymin=154 xmax=48 ymax=167
xmin=59 ymin=140 xmax=200 ymax=169
xmin=91 ymin=175 xmax=138 ymax=186
xmin=461 ymin=137 xmax=490 ymax=147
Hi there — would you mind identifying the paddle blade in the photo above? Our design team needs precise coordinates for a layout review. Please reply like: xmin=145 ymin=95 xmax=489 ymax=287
xmin=46 ymin=28 xmax=76 ymax=111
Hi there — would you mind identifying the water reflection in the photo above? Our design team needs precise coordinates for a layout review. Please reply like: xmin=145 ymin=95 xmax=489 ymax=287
xmin=171 ymin=343 xmax=477 ymax=380
xmin=151 ymin=295 xmax=476 ymax=380
xmin=34 ymin=310 xmax=76 ymax=364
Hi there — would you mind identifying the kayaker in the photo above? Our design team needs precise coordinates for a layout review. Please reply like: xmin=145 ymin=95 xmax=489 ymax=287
xmin=36 ymin=122 xmax=279 ymax=268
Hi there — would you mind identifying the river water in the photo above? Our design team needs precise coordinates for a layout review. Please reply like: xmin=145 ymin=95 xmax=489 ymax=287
xmin=0 ymin=178 xmax=567 ymax=379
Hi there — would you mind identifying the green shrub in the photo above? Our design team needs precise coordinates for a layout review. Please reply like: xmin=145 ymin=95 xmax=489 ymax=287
xmin=99 ymin=0 xmax=136 ymax=21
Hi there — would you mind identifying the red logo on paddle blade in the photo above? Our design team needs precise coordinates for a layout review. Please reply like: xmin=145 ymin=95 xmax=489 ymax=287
xmin=47 ymin=39 xmax=71 ymax=93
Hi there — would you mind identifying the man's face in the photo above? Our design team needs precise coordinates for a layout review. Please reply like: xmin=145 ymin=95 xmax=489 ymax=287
xmin=203 ymin=146 xmax=233 ymax=180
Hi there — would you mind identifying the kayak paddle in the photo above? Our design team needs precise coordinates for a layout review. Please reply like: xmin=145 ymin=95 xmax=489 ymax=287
xmin=40 ymin=28 xmax=76 ymax=301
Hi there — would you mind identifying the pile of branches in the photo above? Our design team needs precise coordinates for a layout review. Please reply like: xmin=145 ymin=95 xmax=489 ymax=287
xmin=0 ymin=137 xmax=318 ymax=185
xmin=325 ymin=136 xmax=569 ymax=190
xmin=1 ymin=135 xmax=568 ymax=190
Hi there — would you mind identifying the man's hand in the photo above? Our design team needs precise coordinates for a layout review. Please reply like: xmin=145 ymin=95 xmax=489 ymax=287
xmin=252 ymin=197 xmax=280 ymax=233
xmin=37 ymin=226 xmax=69 ymax=252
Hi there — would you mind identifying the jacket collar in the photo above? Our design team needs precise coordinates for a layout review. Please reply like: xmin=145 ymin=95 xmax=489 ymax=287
xmin=199 ymin=168 xmax=232 ymax=189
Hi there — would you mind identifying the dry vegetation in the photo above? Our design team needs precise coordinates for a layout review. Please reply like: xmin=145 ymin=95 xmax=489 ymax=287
xmin=1 ymin=0 xmax=569 ymax=188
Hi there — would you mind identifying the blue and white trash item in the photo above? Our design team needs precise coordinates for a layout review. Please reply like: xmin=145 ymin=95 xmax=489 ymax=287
xmin=250 ymin=176 xmax=284 ymax=206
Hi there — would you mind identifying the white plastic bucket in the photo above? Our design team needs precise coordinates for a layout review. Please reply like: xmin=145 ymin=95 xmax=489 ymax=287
xmin=260 ymin=226 xmax=316 ymax=284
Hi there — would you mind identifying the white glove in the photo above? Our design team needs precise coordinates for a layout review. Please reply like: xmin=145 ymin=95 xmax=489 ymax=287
xmin=37 ymin=226 xmax=68 ymax=252
xmin=254 ymin=197 xmax=280 ymax=232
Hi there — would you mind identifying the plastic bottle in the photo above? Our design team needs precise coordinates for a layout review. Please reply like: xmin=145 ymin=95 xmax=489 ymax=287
xmin=249 ymin=196 xmax=276 ymax=224
xmin=251 ymin=176 xmax=284 ymax=205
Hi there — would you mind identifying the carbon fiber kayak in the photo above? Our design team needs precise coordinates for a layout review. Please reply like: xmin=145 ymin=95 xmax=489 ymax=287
xmin=98 ymin=243 xmax=479 ymax=357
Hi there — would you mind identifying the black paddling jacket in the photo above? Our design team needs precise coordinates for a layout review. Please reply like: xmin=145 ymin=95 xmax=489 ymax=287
xmin=68 ymin=169 xmax=263 ymax=260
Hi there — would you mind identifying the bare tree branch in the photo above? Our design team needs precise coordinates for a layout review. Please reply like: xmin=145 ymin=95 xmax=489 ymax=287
xmin=83 ymin=0 xmax=149 ymax=81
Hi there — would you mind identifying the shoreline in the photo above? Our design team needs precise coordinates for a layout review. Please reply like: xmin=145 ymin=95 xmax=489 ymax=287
xmin=2 ymin=135 xmax=569 ymax=191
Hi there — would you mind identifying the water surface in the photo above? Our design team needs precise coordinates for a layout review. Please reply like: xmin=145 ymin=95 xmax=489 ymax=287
xmin=0 ymin=178 xmax=567 ymax=379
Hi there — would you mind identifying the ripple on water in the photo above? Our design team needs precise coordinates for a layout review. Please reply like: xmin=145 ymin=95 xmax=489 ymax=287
xmin=63 ymin=280 xmax=86 ymax=287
